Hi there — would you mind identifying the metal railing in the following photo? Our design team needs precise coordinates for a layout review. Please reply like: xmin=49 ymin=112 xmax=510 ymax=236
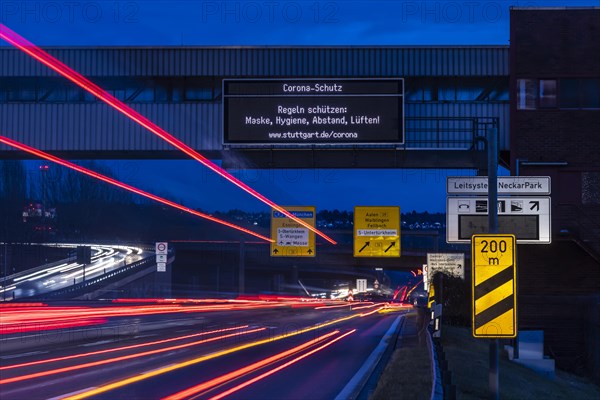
xmin=557 ymin=203 xmax=600 ymax=260
xmin=404 ymin=117 xmax=499 ymax=150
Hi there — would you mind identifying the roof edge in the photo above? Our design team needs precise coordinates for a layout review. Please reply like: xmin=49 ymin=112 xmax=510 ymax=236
xmin=0 ymin=45 xmax=510 ymax=50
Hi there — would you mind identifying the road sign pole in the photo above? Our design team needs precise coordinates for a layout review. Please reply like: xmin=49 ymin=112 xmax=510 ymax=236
xmin=487 ymin=125 xmax=500 ymax=400
xmin=488 ymin=125 xmax=498 ymax=234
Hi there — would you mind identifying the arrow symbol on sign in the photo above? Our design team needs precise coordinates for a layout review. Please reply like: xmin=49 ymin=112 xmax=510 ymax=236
xmin=358 ymin=242 xmax=370 ymax=253
xmin=272 ymin=249 xmax=279 ymax=254
xmin=384 ymin=242 xmax=396 ymax=253
xmin=529 ymin=201 xmax=540 ymax=211
xmin=307 ymin=249 xmax=313 ymax=255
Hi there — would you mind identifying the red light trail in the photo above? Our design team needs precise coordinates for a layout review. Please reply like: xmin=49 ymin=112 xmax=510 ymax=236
xmin=0 ymin=325 xmax=249 ymax=372
xmin=0 ymin=135 xmax=272 ymax=242
xmin=59 ymin=313 xmax=363 ymax=399
xmin=0 ymin=24 xmax=337 ymax=245
xmin=0 ymin=327 xmax=266 ymax=385
xmin=162 ymin=330 xmax=341 ymax=400
xmin=208 ymin=329 xmax=357 ymax=400
xmin=359 ymin=305 xmax=386 ymax=316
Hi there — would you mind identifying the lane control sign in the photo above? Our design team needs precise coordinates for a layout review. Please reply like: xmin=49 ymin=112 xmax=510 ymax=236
xmin=472 ymin=234 xmax=517 ymax=338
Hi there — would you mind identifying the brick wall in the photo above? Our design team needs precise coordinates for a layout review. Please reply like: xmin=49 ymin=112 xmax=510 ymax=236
xmin=510 ymin=8 xmax=600 ymax=255
xmin=511 ymin=9 xmax=600 ymax=77
xmin=510 ymin=8 xmax=600 ymax=378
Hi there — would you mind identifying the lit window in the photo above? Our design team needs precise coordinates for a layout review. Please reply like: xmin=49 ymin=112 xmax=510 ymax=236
xmin=517 ymin=79 xmax=537 ymax=110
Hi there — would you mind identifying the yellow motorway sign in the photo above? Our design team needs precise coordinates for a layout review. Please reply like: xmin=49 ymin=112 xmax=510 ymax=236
xmin=353 ymin=206 xmax=400 ymax=257
xmin=472 ymin=234 xmax=517 ymax=338
xmin=271 ymin=206 xmax=316 ymax=257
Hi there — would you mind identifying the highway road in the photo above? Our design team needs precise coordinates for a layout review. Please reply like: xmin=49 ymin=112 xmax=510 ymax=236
xmin=0 ymin=244 xmax=145 ymax=300
xmin=0 ymin=299 xmax=410 ymax=400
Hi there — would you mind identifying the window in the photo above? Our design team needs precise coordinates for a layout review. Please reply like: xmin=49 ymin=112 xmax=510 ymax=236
xmin=539 ymin=80 xmax=557 ymax=108
xmin=560 ymin=79 xmax=600 ymax=109
xmin=185 ymin=88 xmax=213 ymax=101
xmin=0 ymin=77 xmax=220 ymax=104
xmin=438 ymin=83 xmax=455 ymax=101
xmin=560 ymin=79 xmax=579 ymax=108
xmin=517 ymin=79 xmax=537 ymax=110
xmin=581 ymin=79 xmax=600 ymax=108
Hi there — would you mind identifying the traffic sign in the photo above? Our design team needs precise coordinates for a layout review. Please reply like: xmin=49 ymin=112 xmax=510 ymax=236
xmin=356 ymin=279 xmax=367 ymax=293
xmin=447 ymin=197 xmax=551 ymax=244
xmin=428 ymin=284 xmax=435 ymax=309
xmin=427 ymin=253 xmax=465 ymax=280
xmin=423 ymin=264 xmax=429 ymax=291
xmin=447 ymin=176 xmax=551 ymax=195
xmin=155 ymin=242 xmax=168 ymax=272
xmin=271 ymin=206 xmax=316 ymax=257
xmin=155 ymin=242 xmax=168 ymax=255
xmin=353 ymin=206 xmax=400 ymax=257
xmin=472 ymin=234 xmax=517 ymax=338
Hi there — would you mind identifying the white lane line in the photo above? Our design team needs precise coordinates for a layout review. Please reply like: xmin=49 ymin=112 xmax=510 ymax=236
xmin=79 ymin=340 xmax=115 ymax=347
xmin=0 ymin=350 xmax=48 ymax=360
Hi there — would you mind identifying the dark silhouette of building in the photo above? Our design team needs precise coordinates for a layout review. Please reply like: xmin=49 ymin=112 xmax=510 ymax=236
xmin=510 ymin=7 xmax=600 ymax=381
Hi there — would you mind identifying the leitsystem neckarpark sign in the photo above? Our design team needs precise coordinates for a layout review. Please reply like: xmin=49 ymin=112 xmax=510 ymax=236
xmin=446 ymin=176 xmax=552 ymax=244
xmin=222 ymin=78 xmax=404 ymax=145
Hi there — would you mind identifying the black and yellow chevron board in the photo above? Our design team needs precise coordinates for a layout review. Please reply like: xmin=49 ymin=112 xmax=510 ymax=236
xmin=472 ymin=234 xmax=517 ymax=338
xmin=428 ymin=284 xmax=436 ymax=309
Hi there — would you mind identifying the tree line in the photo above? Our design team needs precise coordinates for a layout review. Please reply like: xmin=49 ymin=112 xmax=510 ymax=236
xmin=0 ymin=160 xmax=444 ymax=242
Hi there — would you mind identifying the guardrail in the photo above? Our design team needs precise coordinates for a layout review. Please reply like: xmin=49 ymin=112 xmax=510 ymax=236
xmin=29 ymin=255 xmax=161 ymax=300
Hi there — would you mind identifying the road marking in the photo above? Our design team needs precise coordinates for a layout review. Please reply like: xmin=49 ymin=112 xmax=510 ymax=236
xmin=79 ymin=340 xmax=114 ymax=347
xmin=0 ymin=351 xmax=47 ymax=360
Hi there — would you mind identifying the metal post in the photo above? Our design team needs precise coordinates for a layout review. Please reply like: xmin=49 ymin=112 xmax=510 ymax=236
xmin=488 ymin=125 xmax=498 ymax=234
xmin=487 ymin=125 xmax=499 ymax=400
xmin=514 ymin=158 xmax=521 ymax=360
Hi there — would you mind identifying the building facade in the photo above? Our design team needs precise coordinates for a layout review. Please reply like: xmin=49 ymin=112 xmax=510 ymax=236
xmin=510 ymin=8 xmax=600 ymax=381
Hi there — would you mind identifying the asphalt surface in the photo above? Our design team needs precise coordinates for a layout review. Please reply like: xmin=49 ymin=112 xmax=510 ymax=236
xmin=0 ymin=301 xmax=409 ymax=400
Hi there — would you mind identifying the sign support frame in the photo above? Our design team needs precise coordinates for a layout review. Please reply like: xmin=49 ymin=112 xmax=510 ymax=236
xmin=487 ymin=126 xmax=500 ymax=400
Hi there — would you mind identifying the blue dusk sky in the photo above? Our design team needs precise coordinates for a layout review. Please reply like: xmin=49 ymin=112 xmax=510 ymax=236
xmin=2 ymin=1 xmax=597 ymax=212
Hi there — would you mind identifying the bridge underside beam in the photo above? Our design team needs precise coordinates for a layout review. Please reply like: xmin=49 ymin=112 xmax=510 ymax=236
xmin=0 ymin=149 xmax=497 ymax=170
xmin=222 ymin=149 xmax=487 ymax=169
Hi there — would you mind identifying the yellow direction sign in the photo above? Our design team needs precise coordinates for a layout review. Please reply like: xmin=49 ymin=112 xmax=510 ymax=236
xmin=271 ymin=206 xmax=316 ymax=257
xmin=354 ymin=206 xmax=400 ymax=257
xmin=472 ymin=234 xmax=517 ymax=338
